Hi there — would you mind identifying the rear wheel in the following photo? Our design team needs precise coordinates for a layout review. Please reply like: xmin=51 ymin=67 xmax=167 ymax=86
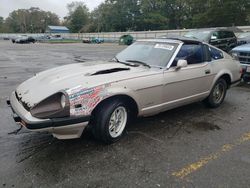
xmin=91 ymin=99 xmax=130 ymax=144
xmin=204 ymin=78 xmax=227 ymax=108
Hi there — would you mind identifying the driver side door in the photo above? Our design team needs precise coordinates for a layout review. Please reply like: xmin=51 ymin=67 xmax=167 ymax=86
xmin=161 ymin=43 xmax=215 ymax=111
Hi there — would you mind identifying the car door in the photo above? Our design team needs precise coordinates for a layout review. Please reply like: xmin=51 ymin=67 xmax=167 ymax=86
xmin=210 ymin=31 xmax=227 ymax=51
xmin=161 ymin=43 xmax=215 ymax=111
xmin=224 ymin=31 xmax=237 ymax=50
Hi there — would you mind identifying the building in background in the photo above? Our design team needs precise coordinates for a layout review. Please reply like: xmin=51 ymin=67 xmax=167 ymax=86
xmin=46 ymin=26 xmax=70 ymax=34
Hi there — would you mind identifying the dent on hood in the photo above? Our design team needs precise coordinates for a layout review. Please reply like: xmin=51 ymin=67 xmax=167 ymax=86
xmin=66 ymin=84 xmax=111 ymax=117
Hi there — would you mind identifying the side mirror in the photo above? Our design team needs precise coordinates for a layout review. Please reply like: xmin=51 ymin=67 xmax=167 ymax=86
xmin=176 ymin=60 xmax=188 ymax=70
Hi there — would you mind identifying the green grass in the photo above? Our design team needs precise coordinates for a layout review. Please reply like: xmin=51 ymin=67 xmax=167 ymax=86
xmin=40 ymin=39 xmax=82 ymax=44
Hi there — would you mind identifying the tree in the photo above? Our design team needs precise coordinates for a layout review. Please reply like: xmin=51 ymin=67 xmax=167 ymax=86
xmin=5 ymin=7 xmax=60 ymax=33
xmin=0 ymin=17 xmax=6 ymax=32
xmin=138 ymin=0 xmax=168 ymax=30
xmin=66 ymin=1 xmax=89 ymax=33
xmin=189 ymin=0 xmax=250 ymax=28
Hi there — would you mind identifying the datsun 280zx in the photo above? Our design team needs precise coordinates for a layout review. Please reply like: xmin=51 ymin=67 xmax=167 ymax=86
xmin=8 ymin=38 xmax=241 ymax=144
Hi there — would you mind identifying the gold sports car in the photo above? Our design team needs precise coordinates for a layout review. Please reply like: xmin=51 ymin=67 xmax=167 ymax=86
xmin=7 ymin=38 xmax=242 ymax=144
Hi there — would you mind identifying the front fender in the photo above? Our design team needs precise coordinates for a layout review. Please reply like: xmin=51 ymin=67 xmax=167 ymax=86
xmin=66 ymin=84 xmax=141 ymax=117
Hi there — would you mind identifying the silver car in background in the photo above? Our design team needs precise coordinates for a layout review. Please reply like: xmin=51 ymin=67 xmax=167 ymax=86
xmin=8 ymin=38 xmax=241 ymax=144
xmin=231 ymin=43 xmax=250 ymax=82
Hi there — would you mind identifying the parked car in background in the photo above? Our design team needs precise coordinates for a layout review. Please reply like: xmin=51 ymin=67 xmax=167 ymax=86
xmin=231 ymin=43 xmax=250 ymax=82
xmin=46 ymin=34 xmax=63 ymax=40
xmin=92 ymin=37 xmax=104 ymax=44
xmin=82 ymin=38 xmax=91 ymax=43
xmin=8 ymin=38 xmax=241 ymax=144
xmin=184 ymin=28 xmax=237 ymax=52
xmin=12 ymin=35 xmax=36 ymax=44
xmin=82 ymin=37 xmax=104 ymax=44
xmin=237 ymin=32 xmax=250 ymax=46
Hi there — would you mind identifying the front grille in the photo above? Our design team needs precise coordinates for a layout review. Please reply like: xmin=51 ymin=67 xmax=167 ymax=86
xmin=238 ymin=52 xmax=250 ymax=65
xmin=15 ymin=91 xmax=31 ymax=111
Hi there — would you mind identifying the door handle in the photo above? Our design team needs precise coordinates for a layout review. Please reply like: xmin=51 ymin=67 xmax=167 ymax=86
xmin=205 ymin=69 xmax=211 ymax=74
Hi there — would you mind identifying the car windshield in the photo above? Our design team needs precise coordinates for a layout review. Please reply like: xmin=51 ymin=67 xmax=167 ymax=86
xmin=184 ymin=31 xmax=211 ymax=41
xmin=115 ymin=41 xmax=179 ymax=68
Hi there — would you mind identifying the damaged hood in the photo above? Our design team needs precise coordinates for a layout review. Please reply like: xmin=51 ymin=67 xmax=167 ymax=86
xmin=16 ymin=61 xmax=152 ymax=107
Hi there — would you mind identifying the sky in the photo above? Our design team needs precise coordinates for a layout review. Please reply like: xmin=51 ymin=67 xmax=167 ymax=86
xmin=0 ymin=0 xmax=104 ymax=19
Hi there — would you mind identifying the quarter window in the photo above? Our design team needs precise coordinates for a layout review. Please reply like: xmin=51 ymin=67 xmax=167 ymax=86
xmin=209 ymin=46 xmax=224 ymax=60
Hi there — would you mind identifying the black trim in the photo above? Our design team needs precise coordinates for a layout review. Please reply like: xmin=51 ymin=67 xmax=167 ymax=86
xmin=8 ymin=103 xmax=90 ymax=130
xmin=231 ymin=79 xmax=241 ymax=85
xmin=25 ymin=116 xmax=91 ymax=130
xmin=6 ymin=100 xmax=10 ymax=106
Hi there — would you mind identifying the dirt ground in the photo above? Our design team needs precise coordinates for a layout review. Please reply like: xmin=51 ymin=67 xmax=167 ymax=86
xmin=0 ymin=41 xmax=249 ymax=188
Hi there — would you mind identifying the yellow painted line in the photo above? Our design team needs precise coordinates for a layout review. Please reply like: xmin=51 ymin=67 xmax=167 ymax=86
xmin=172 ymin=132 xmax=250 ymax=179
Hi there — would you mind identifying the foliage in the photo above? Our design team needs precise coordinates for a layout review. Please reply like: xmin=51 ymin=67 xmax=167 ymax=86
xmin=65 ymin=1 xmax=89 ymax=33
xmin=4 ymin=7 xmax=59 ymax=33
xmin=0 ymin=0 xmax=249 ymax=33
xmin=88 ymin=0 xmax=250 ymax=32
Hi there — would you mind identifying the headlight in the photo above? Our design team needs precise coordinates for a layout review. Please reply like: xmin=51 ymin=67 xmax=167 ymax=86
xmin=61 ymin=94 xmax=66 ymax=108
xmin=31 ymin=92 xmax=70 ymax=119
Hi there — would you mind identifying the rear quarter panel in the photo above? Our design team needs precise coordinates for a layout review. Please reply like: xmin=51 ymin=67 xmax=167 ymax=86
xmin=210 ymin=53 xmax=241 ymax=89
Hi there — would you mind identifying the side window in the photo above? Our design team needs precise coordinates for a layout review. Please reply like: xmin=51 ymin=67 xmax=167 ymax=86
xmin=226 ymin=31 xmax=235 ymax=38
xmin=209 ymin=46 xmax=224 ymax=60
xmin=211 ymin=32 xmax=219 ymax=40
xmin=172 ymin=44 xmax=204 ymax=66
xmin=218 ymin=31 xmax=226 ymax=39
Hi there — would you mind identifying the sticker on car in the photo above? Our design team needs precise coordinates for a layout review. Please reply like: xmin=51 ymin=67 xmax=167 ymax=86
xmin=154 ymin=44 xmax=174 ymax=50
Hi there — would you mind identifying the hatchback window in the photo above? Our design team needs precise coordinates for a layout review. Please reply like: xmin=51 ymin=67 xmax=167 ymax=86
xmin=209 ymin=46 xmax=224 ymax=60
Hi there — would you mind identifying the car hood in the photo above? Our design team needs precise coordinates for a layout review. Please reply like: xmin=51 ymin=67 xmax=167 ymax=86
xmin=232 ymin=43 xmax=250 ymax=52
xmin=16 ymin=61 xmax=153 ymax=107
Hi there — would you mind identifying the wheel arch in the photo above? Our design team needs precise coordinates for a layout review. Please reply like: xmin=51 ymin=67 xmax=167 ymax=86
xmin=220 ymin=74 xmax=231 ymax=88
xmin=212 ymin=71 xmax=233 ymax=90
xmin=91 ymin=94 xmax=139 ymax=118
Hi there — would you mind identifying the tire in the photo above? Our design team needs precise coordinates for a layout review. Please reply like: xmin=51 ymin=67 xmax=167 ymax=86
xmin=204 ymin=78 xmax=227 ymax=108
xmin=91 ymin=99 xmax=130 ymax=144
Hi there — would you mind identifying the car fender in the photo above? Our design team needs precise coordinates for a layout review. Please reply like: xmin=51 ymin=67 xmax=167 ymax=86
xmin=67 ymin=84 xmax=141 ymax=117
xmin=95 ymin=86 xmax=141 ymax=114
xmin=210 ymin=69 xmax=233 ymax=90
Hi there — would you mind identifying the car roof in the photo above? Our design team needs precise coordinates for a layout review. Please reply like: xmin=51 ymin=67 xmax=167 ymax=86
xmin=149 ymin=36 xmax=203 ymax=44
xmin=188 ymin=28 xmax=235 ymax=32
xmin=162 ymin=36 xmax=202 ymax=44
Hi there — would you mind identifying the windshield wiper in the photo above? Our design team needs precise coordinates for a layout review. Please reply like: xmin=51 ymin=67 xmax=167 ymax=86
xmin=125 ymin=60 xmax=151 ymax=68
xmin=113 ymin=56 xmax=137 ymax=67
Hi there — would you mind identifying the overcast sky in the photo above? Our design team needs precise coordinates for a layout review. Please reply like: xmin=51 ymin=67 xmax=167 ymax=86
xmin=0 ymin=0 xmax=104 ymax=19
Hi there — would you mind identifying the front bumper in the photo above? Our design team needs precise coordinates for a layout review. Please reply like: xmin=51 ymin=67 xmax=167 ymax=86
xmin=7 ymin=92 xmax=90 ymax=139
xmin=240 ymin=64 xmax=250 ymax=82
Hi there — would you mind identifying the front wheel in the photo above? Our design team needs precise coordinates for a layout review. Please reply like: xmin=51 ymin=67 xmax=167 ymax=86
xmin=204 ymin=78 xmax=227 ymax=108
xmin=91 ymin=99 xmax=129 ymax=144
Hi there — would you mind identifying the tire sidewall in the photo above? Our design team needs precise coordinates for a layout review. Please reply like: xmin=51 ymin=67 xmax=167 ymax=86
xmin=104 ymin=101 xmax=128 ymax=142
xmin=207 ymin=79 xmax=227 ymax=108
xmin=93 ymin=99 xmax=130 ymax=144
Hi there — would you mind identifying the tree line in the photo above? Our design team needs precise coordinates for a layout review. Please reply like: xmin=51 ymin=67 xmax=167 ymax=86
xmin=0 ymin=0 xmax=249 ymax=33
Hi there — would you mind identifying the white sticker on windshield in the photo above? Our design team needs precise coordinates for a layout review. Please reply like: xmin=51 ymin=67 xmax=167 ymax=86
xmin=154 ymin=44 xmax=174 ymax=50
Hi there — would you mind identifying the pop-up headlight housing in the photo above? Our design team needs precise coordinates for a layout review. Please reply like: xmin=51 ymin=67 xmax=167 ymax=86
xmin=30 ymin=92 xmax=70 ymax=119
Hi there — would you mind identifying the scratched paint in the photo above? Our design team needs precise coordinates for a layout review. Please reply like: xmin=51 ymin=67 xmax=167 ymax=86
xmin=66 ymin=84 xmax=110 ymax=116
xmin=172 ymin=132 xmax=250 ymax=179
